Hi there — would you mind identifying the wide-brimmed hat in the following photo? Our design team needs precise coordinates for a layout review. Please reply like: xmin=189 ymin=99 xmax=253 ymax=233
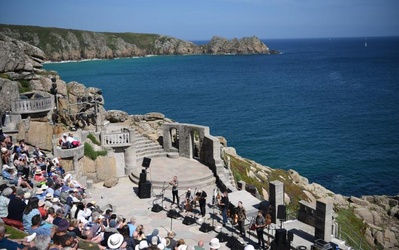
xmin=57 ymin=219 xmax=70 ymax=231
xmin=209 ymin=238 xmax=221 ymax=249
xmin=35 ymin=189 xmax=44 ymax=195
xmin=35 ymin=169 xmax=42 ymax=174
xmin=244 ymin=245 xmax=255 ymax=250
xmin=38 ymin=200 xmax=45 ymax=207
xmin=24 ymin=192 xmax=31 ymax=199
xmin=107 ymin=233 xmax=124 ymax=249
xmin=41 ymin=185 xmax=48 ymax=190
xmin=45 ymin=193 xmax=53 ymax=200
xmin=135 ymin=240 xmax=149 ymax=250
xmin=51 ymin=197 xmax=60 ymax=203
xmin=157 ymin=243 xmax=165 ymax=250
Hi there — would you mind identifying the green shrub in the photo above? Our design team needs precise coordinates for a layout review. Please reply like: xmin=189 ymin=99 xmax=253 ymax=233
xmin=87 ymin=133 xmax=101 ymax=146
xmin=19 ymin=80 xmax=31 ymax=93
xmin=336 ymin=207 xmax=375 ymax=250
xmin=84 ymin=142 xmax=107 ymax=160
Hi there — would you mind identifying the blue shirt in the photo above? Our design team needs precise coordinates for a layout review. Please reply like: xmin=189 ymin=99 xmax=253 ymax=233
xmin=22 ymin=209 xmax=40 ymax=232
xmin=0 ymin=237 xmax=24 ymax=250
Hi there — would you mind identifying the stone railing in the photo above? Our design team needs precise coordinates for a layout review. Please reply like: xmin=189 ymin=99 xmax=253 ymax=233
xmin=53 ymin=144 xmax=85 ymax=160
xmin=11 ymin=97 xmax=53 ymax=114
xmin=101 ymin=128 xmax=133 ymax=148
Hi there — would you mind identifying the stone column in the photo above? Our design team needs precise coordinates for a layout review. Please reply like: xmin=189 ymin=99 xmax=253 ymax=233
xmin=124 ymin=129 xmax=136 ymax=175
xmin=269 ymin=181 xmax=284 ymax=224
xmin=315 ymin=199 xmax=333 ymax=242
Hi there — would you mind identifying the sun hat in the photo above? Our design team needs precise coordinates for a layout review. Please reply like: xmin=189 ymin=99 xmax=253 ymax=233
xmin=51 ymin=197 xmax=60 ymax=203
xmin=244 ymin=245 xmax=255 ymax=250
xmin=35 ymin=169 xmax=42 ymax=175
xmin=24 ymin=192 xmax=31 ymax=199
xmin=107 ymin=233 xmax=124 ymax=249
xmin=35 ymin=189 xmax=44 ymax=195
xmin=135 ymin=240 xmax=149 ymax=250
xmin=57 ymin=219 xmax=70 ymax=231
xmin=45 ymin=193 xmax=53 ymax=200
xmin=38 ymin=200 xmax=45 ymax=207
xmin=157 ymin=243 xmax=165 ymax=250
xmin=209 ymin=238 xmax=221 ymax=249
xmin=41 ymin=184 xmax=48 ymax=190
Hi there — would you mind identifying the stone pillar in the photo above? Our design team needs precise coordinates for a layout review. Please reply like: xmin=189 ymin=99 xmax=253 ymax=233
xmin=124 ymin=129 xmax=136 ymax=175
xmin=315 ymin=199 xmax=333 ymax=242
xmin=269 ymin=181 xmax=284 ymax=224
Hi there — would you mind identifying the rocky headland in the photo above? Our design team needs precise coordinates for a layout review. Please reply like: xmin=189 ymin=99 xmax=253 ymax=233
xmin=0 ymin=24 xmax=277 ymax=62
xmin=0 ymin=31 xmax=398 ymax=249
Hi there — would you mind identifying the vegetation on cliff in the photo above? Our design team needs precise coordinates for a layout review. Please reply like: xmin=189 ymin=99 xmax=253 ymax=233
xmin=0 ymin=24 xmax=272 ymax=61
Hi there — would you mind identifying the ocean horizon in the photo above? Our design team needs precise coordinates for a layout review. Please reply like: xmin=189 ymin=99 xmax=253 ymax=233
xmin=44 ymin=36 xmax=399 ymax=197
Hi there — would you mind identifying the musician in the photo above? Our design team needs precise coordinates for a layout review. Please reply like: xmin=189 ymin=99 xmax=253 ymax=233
xmin=236 ymin=201 xmax=246 ymax=238
xmin=185 ymin=188 xmax=193 ymax=212
xmin=255 ymin=210 xmax=266 ymax=249
xmin=197 ymin=189 xmax=207 ymax=217
xmin=219 ymin=191 xmax=229 ymax=227
xmin=170 ymin=176 xmax=179 ymax=207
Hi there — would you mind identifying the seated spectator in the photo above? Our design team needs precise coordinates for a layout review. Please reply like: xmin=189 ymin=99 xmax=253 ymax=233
xmin=133 ymin=224 xmax=145 ymax=244
xmin=68 ymin=132 xmax=81 ymax=148
xmin=60 ymin=133 xmax=71 ymax=149
xmin=23 ymin=197 xmax=41 ymax=231
xmin=2 ymin=164 xmax=32 ymax=189
xmin=38 ymin=199 xmax=47 ymax=218
xmin=0 ymin=224 xmax=25 ymax=249
xmin=32 ymin=145 xmax=47 ymax=159
xmin=33 ymin=169 xmax=46 ymax=183
xmin=119 ymin=224 xmax=135 ymax=250
xmin=1 ymin=147 xmax=10 ymax=165
xmin=0 ymin=187 xmax=12 ymax=218
xmin=6 ymin=188 xmax=26 ymax=226
xmin=27 ymin=214 xmax=55 ymax=236
xmin=52 ymin=218 xmax=77 ymax=248
xmin=46 ymin=207 xmax=56 ymax=224
xmin=107 ymin=233 xmax=126 ymax=250
xmin=146 ymin=229 xmax=160 ymax=246
xmin=101 ymin=219 xmax=119 ymax=247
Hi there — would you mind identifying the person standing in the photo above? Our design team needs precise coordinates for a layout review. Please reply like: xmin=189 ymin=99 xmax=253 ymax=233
xmin=170 ymin=176 xmax=179 ymax=207
xmin=236 ymin=201 xmax=247 ymax=238
xmin=219 ymin=191 xmax=229 ymax=227
xmin=198 ymin=189 xmax=207 ymax=217
xmin=255 ymin=210 xmax=266 ymax=249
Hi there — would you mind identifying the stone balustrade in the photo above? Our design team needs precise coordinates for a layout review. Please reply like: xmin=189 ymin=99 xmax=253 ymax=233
xmin=11 ymin=97 xmax=53 ymax=114
xmin=53 ymin=141 xmax=85 ymax=160
xmin=101 ymin=128 xmax=133 ymax=148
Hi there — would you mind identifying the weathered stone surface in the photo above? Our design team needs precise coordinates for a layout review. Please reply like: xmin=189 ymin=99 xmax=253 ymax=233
xmin=144 ymin=112 xmax=165 ymax=120
xmin=105 ymin=110 xmax=129 ymax=123
xmin=350 ymin=196 xmax=370 ymax=207
xmin=103 ymin=177 xmax=119 ymax=188
xmin=0 ymin=33 xmax=45 ymax=73
xmin=354 ymin=207 xmax=374 ymax=225
xmin=82 ymin=157 xmax=96 ymax=173
xmin=0 ymin=78 xmax=19 ymax=115
xmin=19 ymin=121 xmax=53 ymax=151
xmin=289 ymin=169 xmax=309 ymax=186
xmin=95 ymin=155 xmax=117 ymax=181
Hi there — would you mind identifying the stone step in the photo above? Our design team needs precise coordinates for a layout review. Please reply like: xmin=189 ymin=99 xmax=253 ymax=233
xmin=136 ymin=144 xmax=163 ymax=152
xmin=136 ymin=149 xmax=166 ymax=158
xmin=136 ymin=153 xmax=168 ymax=163
xmin=130 ymin=169 xmax=215 ymax=186
xmin=129 ymin=172 xmax=216 ymax=190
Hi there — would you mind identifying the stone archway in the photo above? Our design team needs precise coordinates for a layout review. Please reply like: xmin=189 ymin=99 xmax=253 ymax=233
xmin=170 ymin=127 xmax=179 ymax=150
xmin=190 ymin=129 xmax=201 ymax=160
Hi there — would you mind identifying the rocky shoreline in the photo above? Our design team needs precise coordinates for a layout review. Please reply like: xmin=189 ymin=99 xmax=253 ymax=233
xmin=0 ymin=32 xmax=398 ymax=249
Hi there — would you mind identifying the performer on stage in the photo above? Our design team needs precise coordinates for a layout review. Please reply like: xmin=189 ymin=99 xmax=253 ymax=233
xmin=198 ymin=189 xmax=207 ymax=217
xmin=255 ymin=210 xmax=266 ymax=249
xmin=170 ymin=176 xmax=179 ymax=207
xmin=185 ymin=188 xmax=193 ymax=212
xmin=236 ymin=201 xmax=247 ymax=238
xmin=219 ymin=191 xmax=229 ymax=226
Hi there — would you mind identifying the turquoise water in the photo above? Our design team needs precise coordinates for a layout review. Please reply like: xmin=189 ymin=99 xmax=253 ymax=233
xmin=44 ymin=37 xmax=399 ymax=196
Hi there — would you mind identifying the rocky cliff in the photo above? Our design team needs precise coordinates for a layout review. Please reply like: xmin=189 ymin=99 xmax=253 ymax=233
xmin=1 ymin=33 xmax=398 ymax=250
xmin=0 ymin=24 xmax=274 ymax=61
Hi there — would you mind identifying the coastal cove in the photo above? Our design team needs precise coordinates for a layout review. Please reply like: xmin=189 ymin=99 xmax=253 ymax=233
xmin=44 ymin=37 xmax=399 ymax=197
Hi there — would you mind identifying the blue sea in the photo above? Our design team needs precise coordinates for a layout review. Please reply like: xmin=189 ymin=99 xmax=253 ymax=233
xmin=44 ymin=37 xmax=399 ymax=197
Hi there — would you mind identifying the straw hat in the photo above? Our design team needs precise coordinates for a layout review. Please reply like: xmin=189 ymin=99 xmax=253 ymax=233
xmin=35 ymin=169 xmax=42 ymax=175
xmin=135 ymin=240 xmax=149 ymax=250
xmin=109 ymin=238 xmax=124 ymax=250
xmin=35 ymin=189 xmax=44 ymax=195
xmin=209 ymin=238 xmax=221 ymax=249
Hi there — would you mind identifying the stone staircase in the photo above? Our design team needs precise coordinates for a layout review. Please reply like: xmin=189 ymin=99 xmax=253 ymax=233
xmin=134 ymin=132 xmax=167 ymax=162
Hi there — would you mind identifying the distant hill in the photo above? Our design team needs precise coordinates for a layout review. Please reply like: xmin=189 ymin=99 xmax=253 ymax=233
xmin=0 ymin=24 xmax=272 ymax=61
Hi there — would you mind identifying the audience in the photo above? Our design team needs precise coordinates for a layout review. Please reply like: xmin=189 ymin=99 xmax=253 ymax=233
xmin=0 ymin=134 xmax=238 ymax=250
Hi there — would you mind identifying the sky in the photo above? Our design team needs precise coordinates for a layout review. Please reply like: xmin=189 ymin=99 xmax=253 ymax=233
xmin=0 ymin=0 xmax=398 ymax=40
